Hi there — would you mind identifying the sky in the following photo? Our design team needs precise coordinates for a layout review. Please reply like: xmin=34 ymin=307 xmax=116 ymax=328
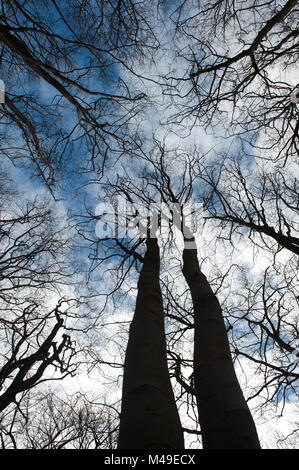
xmin=0 ymin=0 xmax=298 ymax=449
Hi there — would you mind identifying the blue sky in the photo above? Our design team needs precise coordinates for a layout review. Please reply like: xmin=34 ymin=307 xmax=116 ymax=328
xmin=0 ymin=0 xmax=298 ymax=449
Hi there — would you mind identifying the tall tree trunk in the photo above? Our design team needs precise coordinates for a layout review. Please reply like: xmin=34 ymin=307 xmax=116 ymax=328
xmin=118 ymin=238 xmax=184 ymax=449
xmin=182 ymin=241 xmax=261 ymax=449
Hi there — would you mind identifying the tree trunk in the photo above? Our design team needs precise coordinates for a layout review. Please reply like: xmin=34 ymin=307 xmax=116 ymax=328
xmin=118 ymin=238 xmax=184 ymax=449
xmin=182 ymin=243 xmax=261 ymax=449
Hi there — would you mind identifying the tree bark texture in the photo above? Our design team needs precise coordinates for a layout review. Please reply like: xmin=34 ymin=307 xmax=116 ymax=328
xmin=118 ymin=238 xmax=184 ymax=449
xmin=182 ymin=244 xmax=261 ymax=449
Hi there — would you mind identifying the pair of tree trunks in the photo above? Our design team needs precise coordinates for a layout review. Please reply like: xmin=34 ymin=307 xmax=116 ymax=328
xmin=118 ymin=237 xmax=261 ymax=449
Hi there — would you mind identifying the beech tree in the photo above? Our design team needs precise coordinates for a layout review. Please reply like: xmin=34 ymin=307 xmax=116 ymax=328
xmin=86 ymin=144 xmax=262 ymax=448
xmin=118 ymin=238 xmax=184 ymax=449
xmin=182 ymin=238 xmax=260 ymax=448
xmin=89 ymin=138 xmax=297 ymax=447
xmin=0 ymin=391 xmax=118 ymax=449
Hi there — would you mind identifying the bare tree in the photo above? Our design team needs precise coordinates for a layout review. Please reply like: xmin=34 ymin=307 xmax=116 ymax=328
xmin=0 ymin=172 xmax=81 ymax=420
xmin=86 ymin=143 xmax=264 ymax=448
xmin=118 ymin=238 xmax=184 ymax=449
xmin=182 ymin=238 xmax=261 ymax=448
xmin=1 ymin=0 xmax=297 ymax=450
xmin=0 ymin=0 xmax=157 ymax=188
xmin=0 ymin=391 xmax=118 ymax=449
xmin=0 ymin=303 xmax=76 ymax=414
xmin=161 ymin=0 xmax=298 ymax=163
xmin=228 ymin=261 xmax=299 ymax=415
xmin=196 ymin=156 xmax=299 ymax=257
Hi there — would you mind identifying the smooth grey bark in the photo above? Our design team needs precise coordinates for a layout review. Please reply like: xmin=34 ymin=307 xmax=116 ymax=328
xmin=118 ymin=238 xmax=184 ymax=449
xmin=182 ymin=242 xmax=261 ymax=449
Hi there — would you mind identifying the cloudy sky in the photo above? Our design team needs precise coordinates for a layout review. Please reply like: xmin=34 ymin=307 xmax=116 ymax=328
xmin=0 ymin=0 xmax=298 ymax=449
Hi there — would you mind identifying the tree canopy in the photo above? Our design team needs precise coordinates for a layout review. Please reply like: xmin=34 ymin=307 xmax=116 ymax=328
xmin=0 ymin=0 xmax=298 ymax=449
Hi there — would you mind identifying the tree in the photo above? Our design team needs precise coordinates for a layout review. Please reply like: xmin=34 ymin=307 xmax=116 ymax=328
xmin=90 ymin=144 xmax=262 ymax=448
xmin=162 ymin=0 xmax=298 ymax=164
xmin=0 ymin=391 xmax=118 ymax=449
xmin=0 ymin=302 xmax=76 ymax=414
xmin=0 ymin=172 xmax=80 ymax=421
xmin=0 ymin=0 xmax=157 ymax=189
xmin=118 ymin=238 xmax=184 ymax=449
xmin=190 ymin=151 xmax=299 ymax=418
xmin=196 ymin=156 xmax=299 ymax=257
xmin=182 ymin=238 xmax=261 ymax=448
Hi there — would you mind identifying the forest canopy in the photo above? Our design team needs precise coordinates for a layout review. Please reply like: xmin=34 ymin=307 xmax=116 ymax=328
xmin=0 ymin=0 xmax=298 ymax=450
